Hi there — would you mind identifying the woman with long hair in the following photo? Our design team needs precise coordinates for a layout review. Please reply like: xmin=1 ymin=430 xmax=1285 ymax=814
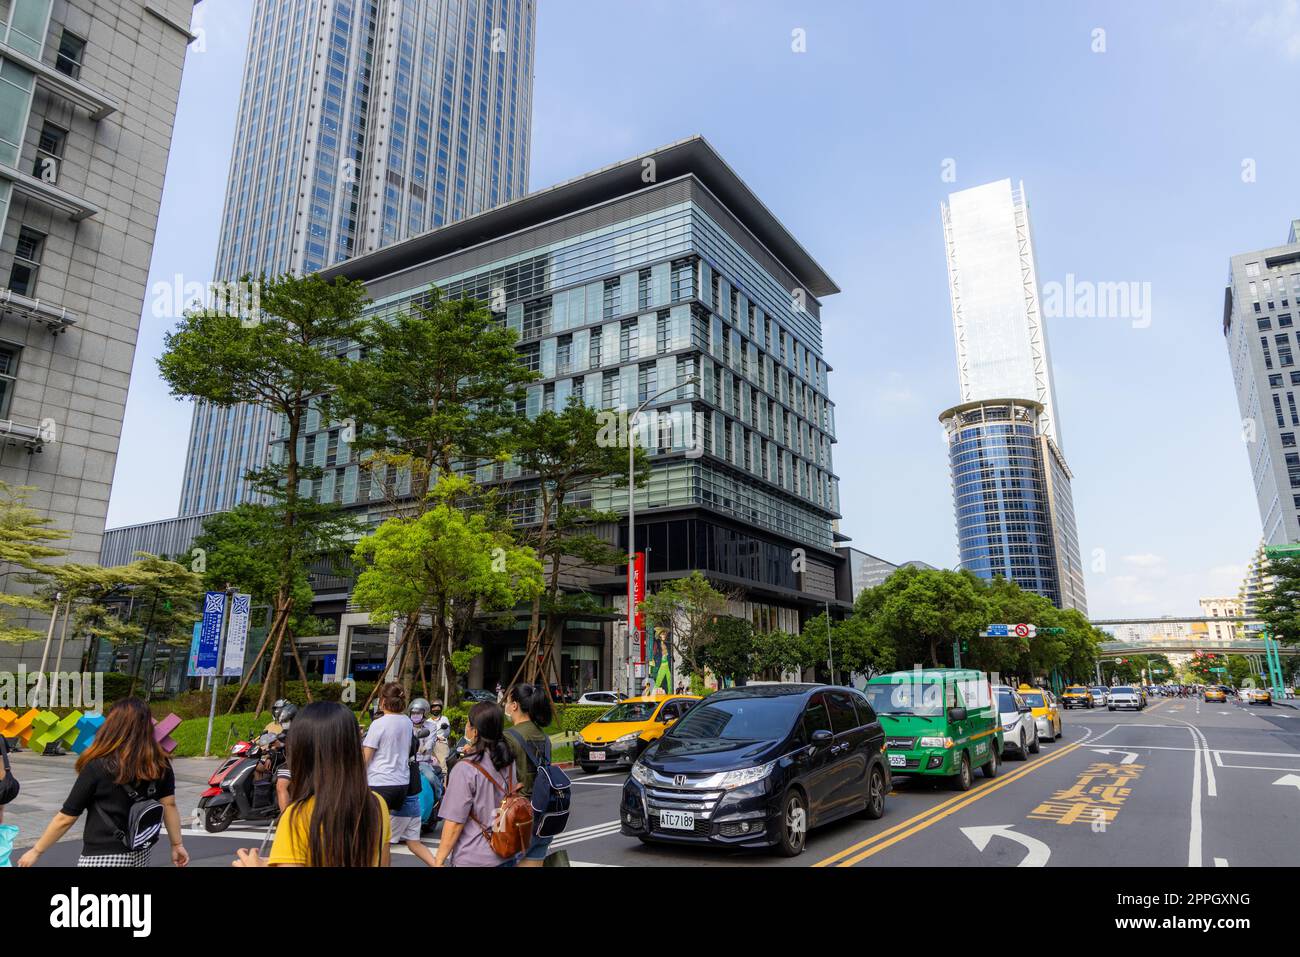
xmin=504 ymin=683 xmax=555 ymax=867
xmin=234 ymin=701 xmax=390 ymax=867
xmin=18 ymin=697 xmax=188 ymax=868
xmin=433 ymin=701 xmax=517 ymax=867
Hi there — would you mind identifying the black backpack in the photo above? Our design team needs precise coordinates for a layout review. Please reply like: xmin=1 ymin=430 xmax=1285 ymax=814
xmin=96 ymin=781 xmax=165 ymax=852
xmin=0 ymin=735 xmax=18 ymax=806
xmin=507 ymin=729 xmax=571 ymax=837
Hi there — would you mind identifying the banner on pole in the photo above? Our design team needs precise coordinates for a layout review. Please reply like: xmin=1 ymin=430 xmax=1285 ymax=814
xmin=195 ymin=591 xmax=226 ymax=677
xmin=187 ymin=622 xmax=202 ymax=676
xmin=222 ymin=593 xmax=251 ymax=677
xmin=633 ymin=552 xmax=647 ymax=663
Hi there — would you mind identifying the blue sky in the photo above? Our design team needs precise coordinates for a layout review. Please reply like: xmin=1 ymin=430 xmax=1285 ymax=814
xmin=107 ymin=0 xmax=1300 ymax=617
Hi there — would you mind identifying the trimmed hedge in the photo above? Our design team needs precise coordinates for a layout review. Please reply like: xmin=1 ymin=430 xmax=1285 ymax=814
xmin=150 ymin=681 xmax=376 ymax=720
xmin=554 ymin=704 xmax=613 ymax=734
xmin=170 ymin=712 xmax=276 ymax=757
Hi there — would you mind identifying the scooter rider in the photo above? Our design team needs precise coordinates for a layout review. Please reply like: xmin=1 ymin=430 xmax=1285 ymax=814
xmin=409 ymin=698 xmax=444 ymax=803
xmin=269 ymin=699 xmax=297 ymax=812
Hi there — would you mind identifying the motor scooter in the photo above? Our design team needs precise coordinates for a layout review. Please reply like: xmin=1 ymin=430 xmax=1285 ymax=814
xmin=198 ymin=729 xmax=286 ymax=832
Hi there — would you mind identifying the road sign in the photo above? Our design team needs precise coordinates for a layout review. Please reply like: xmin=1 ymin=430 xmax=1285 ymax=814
xmin=982 ymin=623 xmax=1037 ymax=638
xmin=1210 ymin=667 xmax=1226 ymax=673
xmin=1265 ymin=544 xmax=1300 ymax=559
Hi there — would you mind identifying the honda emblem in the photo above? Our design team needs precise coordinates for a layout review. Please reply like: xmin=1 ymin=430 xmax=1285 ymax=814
xmin=673 ymin=774 xmax=687 ymax=787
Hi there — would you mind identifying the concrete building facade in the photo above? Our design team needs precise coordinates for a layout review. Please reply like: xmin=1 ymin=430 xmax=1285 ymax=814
xmin=0 ymin=0 xmax=197 ymax=667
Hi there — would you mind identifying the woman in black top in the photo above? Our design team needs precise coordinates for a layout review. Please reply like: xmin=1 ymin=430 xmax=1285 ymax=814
xmin=18 ymin=697 xmax=189 ymax=868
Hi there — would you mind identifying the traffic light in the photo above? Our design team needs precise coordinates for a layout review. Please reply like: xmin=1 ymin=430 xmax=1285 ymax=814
xmin=960 ymin=638 xmax=970 ymax=654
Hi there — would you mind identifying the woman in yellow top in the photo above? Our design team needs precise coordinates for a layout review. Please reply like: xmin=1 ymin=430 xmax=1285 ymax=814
xmin=233 ymin=702 xmax=391 ymax=867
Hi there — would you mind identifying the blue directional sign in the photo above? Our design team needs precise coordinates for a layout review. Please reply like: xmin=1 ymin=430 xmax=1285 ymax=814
xmin=986 ymin=624 xmax=1009 ymax=637
xmin=196 ymin=591 xmax=226 ymax=677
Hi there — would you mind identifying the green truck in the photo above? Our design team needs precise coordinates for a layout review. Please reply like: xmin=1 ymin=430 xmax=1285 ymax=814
xmin=863 ymin=669 xmax=1003 ymax=790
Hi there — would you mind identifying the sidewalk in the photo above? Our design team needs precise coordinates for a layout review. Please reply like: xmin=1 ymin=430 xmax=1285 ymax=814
xmin=2 ymin=750 xmax=218 ymax=850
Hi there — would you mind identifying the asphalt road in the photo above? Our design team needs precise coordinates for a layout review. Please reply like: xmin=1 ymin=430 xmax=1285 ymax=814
xmin=12 ymin=695 xmax=1299 ymax=867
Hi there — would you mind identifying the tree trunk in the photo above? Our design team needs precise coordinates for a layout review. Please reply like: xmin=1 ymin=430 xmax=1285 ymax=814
xmin=226 ymin=612 xmax=284 ymax=714
xmin=254 ymin=614 xmax=290 ymax=717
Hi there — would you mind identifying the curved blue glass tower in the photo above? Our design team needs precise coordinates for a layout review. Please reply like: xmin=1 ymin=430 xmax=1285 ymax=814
xmin=941 ymin=399 xmax=1063 ymax=602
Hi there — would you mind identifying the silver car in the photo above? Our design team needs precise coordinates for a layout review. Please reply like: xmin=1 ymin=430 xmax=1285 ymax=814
xmin=1107 ymin=686 xmax=1144 ymax=711
xmin=995 ymin=685 xmax=1040 ymax=759
xmin=1089 ymin=686 xmax=1109 ymax=707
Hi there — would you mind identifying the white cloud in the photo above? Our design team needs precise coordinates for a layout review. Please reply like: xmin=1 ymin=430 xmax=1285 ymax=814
xmin=1226 ymin=0 xmax=1300 ymax=59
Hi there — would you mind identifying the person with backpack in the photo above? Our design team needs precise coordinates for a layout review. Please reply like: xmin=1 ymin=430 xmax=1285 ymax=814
xmin=17 ymin=697 xmax=187 ymax=868
xmin=234 ymin=702 xmax=390 ymax=866
xmin=433 ymin=701 xmax=527 ymax=867
xmin=504 ymin=683 xmax=570 ymax=866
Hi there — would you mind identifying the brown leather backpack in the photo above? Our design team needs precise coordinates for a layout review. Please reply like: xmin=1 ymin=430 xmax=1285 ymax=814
xmin=466 ymin=760 xmax=533 ymax=858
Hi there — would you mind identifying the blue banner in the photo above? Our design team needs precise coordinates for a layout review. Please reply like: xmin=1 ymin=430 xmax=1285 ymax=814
xmin=187 ymin=622 xmax=202 ymax=676
xmin=196 ymin=591 xmax=226 ymax=677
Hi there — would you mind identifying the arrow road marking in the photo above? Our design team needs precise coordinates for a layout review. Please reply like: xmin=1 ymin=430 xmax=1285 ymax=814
xmin=1091 ymin=748 xmax=1139 ymax=765
xmin=1273 ymin=774 xmax=1300 ymax=790
xmin=961 ymin=825 xmax=1050 ymax=867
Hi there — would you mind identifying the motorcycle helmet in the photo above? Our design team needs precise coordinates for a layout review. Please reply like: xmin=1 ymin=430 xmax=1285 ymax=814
xmin=272 ymin=699 xmax=297 ymax=725
xmin=409 ymin=697 xmax=431 ymax=723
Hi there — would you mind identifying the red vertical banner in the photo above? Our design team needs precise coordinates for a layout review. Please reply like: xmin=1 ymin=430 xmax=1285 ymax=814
xmin=633 ymin=551 xmax=646 ymax=663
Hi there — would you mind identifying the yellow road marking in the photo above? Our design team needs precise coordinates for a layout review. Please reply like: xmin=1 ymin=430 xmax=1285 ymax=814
xmin=813 ymin=735 xmax=1093 ymax=867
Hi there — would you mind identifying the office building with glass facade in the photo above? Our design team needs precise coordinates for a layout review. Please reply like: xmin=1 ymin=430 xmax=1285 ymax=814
xmin=0 ymin=0 xmax=196 ymax=669
xmin=1223 ymin=221 xmax=1300 ymax=546
xmin=277 ymin=137 xmax=848 ymax=691
xmin=177 ymin=0 xmax=536 ymax=517
xmin=939 ymin=180 xmax=1087 ymax=613
xmin=939 ymin=399 xmax=1084 ymax=611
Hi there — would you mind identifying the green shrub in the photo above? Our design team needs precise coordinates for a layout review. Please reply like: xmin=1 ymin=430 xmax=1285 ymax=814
xmin=554 ymin=704 xmax=611 ymax=733
xmin=443 ymin=704 xmax=469 ymax=737
xmin=150 ymin=680 xmax=376 ymax=720
xmin=100 ymin=672 xmax=133 ymax=705
xmin=169 ymin=712 xmax=275 ymax=757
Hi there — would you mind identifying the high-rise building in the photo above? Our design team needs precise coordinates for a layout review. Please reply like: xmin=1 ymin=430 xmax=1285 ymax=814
xmin=938 ymin=180 xmax=1086 ymax=612
xmin=0 ymin=0 xmax=197 ymax=667
xmin=1223 ymin=221 xmax=1300 ymax=545
xmin=275 ymin=137 xmax=848 ymax=691
xmin=177 ymin=0 xmax=537 ymax=517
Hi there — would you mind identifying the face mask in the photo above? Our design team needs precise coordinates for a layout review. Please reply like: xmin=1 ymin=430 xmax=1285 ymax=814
xmin=412 ymin=714 xmax=425 ymax=724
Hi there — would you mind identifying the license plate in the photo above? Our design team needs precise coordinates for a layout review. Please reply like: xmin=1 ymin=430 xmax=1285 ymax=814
xmin=888 ymin=754 xmax=906 ymax=768
xmin=589 ymin=751 xmax=606 ymax=762
xmin=659 ymin=810 xmax=694 ymax=831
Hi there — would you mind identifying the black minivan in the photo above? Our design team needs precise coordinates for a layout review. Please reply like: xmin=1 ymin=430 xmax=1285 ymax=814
xmin=620 ymin=683 xmax=889 ymax=856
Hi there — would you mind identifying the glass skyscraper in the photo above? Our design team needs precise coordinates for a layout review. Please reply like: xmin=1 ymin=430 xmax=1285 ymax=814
xmin=939 ymin=180 xmax=1086 ymax=613
xmin=178 ymin=0 xmax=536 ymax=517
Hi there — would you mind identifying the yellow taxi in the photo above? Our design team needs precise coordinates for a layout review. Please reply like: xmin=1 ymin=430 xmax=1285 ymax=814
xmin=1248 ymin=688 xmax=1273 ymax=706
xmin=1203 ymin=686 xmax=1227 ymax=703
xmin=1060 ymin=685 xmax=1093 ymax=709
xmin=1017 ymin=685 xmax=1062 ymax=741
xmin=573 ymin=693 xmax=701 ymax=773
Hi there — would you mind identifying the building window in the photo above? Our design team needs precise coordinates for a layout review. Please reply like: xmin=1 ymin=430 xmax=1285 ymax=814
xmin=602 ymin=278 xmax=619 ymax=320
xmin=637 ymin=268 xmax=651 ymax=311
xmin=55 ymin=30 xmax=86 ymax=79
xmin=1271 ymin=374 xmax=1284 ymax=388
xmin=1259 ymin=318 xmax=1273 ymax=331
xmin=1278 ymin=335 xmax=1295 ymax=367
xmin=656 ymin=310 xmax=670 ymax=353
xmin=1283 ymin=433 xmax=1296 ymax=448
xmin=1281 ymin=314 xmax=1294 ymax=328
xmin=33 ymin=123 xmax=67 ymax=184
xmin=8 ymin=227 xmax=45 ymax=297
xmin=1262 ymin=337 xmax=1274 ymax=370
xmin=589 ymin=326 xmax=602 ymax=367
xmin=0 ymin=343 xmax=18 ymax=418
xmin=555 ymin=334 xmax=572 ymax=376
xmin=619 ymin=318 xmax=638 ymax=362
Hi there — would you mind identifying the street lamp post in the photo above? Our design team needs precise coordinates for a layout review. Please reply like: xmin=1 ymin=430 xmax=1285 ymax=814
xmin=627 ymin=376 xmax=699 ymax=698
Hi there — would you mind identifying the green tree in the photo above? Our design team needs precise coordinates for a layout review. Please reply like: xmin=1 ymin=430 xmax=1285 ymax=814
xmin=350 ymin=475 xmax=542 ymax=704
xmin=510 ymin=398 xmax=647 ymax=689
xmin=802 ymin=610 xmax=896 ymax=682
xmin=158 ymin=273 xmax=369 ymax=713
xmin=114 ymin=554 xmax=205 ymax=699
xmin=638 ymin=571 xmax=732 ymax=679
xmin=752 ymin=629 xmax=812 ymax=679
xmin=327 ymin=287 xmax=534 ymax=508
xmin=861 ymin=566 xmax=991 ymax=668
xmin=696 ymin=616 xmax=756 ymax=685
xmin=0 ymin=481 xmax=69 ymax=642
xmin=1256 ymin=554 xmax=1300 ymax=644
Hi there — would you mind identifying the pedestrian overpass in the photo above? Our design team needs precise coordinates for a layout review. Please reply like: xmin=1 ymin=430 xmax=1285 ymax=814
xmin=1096 ymin=639 xmax=1300 ymax=657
